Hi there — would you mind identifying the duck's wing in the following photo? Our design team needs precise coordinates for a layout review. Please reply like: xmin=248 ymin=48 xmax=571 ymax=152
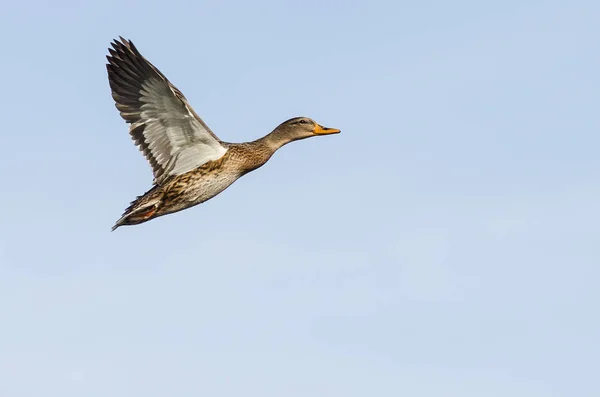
xmin=106 ymin=37 xmax=227 ymax=185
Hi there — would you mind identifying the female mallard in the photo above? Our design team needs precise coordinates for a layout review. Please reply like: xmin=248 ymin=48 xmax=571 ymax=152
xmin=107 ymin=37 xmax=340 ymax=230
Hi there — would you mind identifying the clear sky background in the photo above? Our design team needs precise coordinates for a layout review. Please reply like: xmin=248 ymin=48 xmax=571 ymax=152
xmin=1 ymin=0 xmax=599 ymax=396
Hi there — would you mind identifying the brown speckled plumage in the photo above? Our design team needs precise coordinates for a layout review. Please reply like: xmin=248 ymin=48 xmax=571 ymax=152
xmin=107 ymin=37 xmax=340 ymax=231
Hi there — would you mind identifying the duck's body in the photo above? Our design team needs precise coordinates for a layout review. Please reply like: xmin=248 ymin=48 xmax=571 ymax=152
xmin=107 ymin=37 xmax=340 ymax=230
xmin=113 ymin=141 xmax=272 ymax=229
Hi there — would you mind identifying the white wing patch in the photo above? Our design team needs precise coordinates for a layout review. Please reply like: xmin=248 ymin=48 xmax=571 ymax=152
xmin=164 ymin=142 xmax=228 ymax=177
xmin=137 ymin=78 xmax=228 ymax=181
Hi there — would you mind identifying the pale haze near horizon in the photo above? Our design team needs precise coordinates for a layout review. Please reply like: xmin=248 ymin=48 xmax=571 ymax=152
xmin=1 ymin=1 xmax=599 ymax=396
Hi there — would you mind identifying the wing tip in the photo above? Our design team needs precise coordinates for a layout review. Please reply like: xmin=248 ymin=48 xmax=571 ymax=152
xmin=107 ymin=36 xmax=135 ymax=59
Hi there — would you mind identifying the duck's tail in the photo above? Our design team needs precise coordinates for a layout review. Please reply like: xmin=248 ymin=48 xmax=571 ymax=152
xmin=112 ymin=185 xmax=164 ymax=231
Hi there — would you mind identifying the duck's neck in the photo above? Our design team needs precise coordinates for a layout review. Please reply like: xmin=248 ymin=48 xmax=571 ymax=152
xmin=233 ymin=133 xmax=283 ymax=175
xmin=237 ymin=130 xmax=299 ymax=174
xmin=256 ymin=129 xmax=295 ymax=152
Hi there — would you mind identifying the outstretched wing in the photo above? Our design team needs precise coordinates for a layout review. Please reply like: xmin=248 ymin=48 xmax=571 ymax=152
xmin=106 ymin=37 xmax=227 ymax=185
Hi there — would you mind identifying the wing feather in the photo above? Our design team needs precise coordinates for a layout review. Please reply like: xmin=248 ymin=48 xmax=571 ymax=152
xmin=106 ymin=37 xmax=227 ymax=185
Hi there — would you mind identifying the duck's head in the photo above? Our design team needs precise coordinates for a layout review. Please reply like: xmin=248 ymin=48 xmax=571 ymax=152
xmin=268 ymin=117 xmax=341 ymax=147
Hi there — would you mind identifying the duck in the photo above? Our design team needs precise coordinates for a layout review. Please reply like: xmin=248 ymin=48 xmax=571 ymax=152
xmin=106 ymin=37 xmax=341 ymax=231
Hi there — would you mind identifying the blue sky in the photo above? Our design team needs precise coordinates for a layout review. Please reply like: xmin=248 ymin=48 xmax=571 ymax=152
xmin=1 ymin=0 xmax=599 ymax=395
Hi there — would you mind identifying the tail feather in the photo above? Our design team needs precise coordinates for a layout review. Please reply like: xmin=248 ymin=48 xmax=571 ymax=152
xmin=112 ymin=186 xmax=163 ymax=231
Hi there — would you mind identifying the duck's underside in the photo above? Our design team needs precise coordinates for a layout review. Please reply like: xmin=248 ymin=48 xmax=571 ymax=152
xmin=112 ymin=165 xmax=241 ymax=231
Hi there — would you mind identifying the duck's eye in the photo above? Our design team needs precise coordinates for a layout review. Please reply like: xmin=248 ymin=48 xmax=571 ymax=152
xmin=298 ymin=119 xmax=307 ymax=124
